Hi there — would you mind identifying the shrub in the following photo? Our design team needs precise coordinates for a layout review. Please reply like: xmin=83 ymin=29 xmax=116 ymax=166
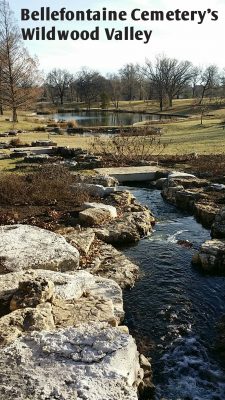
xmin=9 ymin=138 xmax=29 ymax=147
xmin=0 ymin=165 xmax=89 ymax=207
xmin=35 ymin=126 xmax=47 ymax=132
xmin=90 ymin=128 xmax=167 ymax=165
xmin=67 ymin=120 xmax=78 ymax=129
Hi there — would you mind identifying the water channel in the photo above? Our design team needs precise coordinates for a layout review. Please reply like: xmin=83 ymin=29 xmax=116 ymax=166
xmin=122 ymin=186 xmax=225 ymax=400
xmin=46 ymin=111 xmax=173 ymax=127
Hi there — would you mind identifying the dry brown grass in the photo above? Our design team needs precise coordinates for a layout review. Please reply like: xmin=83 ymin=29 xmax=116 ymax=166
xmin=0 ymin=165 xmax=88 ymax=207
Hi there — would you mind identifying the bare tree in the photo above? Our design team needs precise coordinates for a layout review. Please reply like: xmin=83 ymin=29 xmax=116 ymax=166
xmin=190 ymin=66 xmax=201 ymax=98
xmin=107 ymin=73 xmax=122 ymax=109
xmin=144 ymin=58 xmax=167 ymax=111
xmin=45 ymin=69 xmax=74 ymax=105
xmin=144 ymin=56 xmax=193 ymax=110
xmin=0 ymin=0 xmax=40 ymax=122
xmin=119 ymin=63 xmax=140 ymax=101
xmin=199 ymin=65 xmax=219 ymax=104
xmin=75 ymin=68 xmax=106 ymax=109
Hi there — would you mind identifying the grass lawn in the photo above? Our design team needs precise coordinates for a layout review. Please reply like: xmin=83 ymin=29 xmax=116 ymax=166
xmin=0 ymin=101 xmax=225 ymax=172
xmin=160 ymin=118 xmax=225 ymax=154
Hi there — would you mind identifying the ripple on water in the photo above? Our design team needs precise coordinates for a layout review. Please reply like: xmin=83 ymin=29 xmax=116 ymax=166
xmin=122 ymin=187 xmax=225 ymax=400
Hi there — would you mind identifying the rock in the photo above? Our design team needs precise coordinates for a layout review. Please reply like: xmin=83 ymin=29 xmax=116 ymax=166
xmin=192 ymin=239 xmax=225 ymax=273
xmin=0 ymin=225 xmax=79 ymax=274
xmin=125 ymin=211 xmax=155 ymax=236
xmin=194 ymin=202 xmax=219 ymax=228
xmin=83 ymin=202 xmax=117 ymax=218
xmin=31 ymin=140 xmax=57 ymax=147
xmin=138 ymin=354 xmax=154 ymax=397
xmin=10 ymin=277 xmax=55 ymax=311
xmin=154 ymin=177 xmax=167 ymax=189
xmin=76 ymin=174 xmax=118 ymax=187
xmin=162 ymin=184 xmax=203 ymax=211
xmin=168 ymin=172 xmax=196 ymax=180
xmin=161 ymin=185 xmax=184 ymax=205
xmin=177 ymin=240 xmax=193 ymax=248
xmin=89 ymin=275 xmax=124 ymax=322
xmin=91 ymin=241 xmax=139 ymax=288
xmin=95 ymin=211 xmax=154 ymax=246
xmin=59 ymin=227 xmax=95 ymax=255
xmin=52 ymin=294 xmax=117 ymax=328
xmin=24 ymin=155 xmax=61 ymax=164
xmin=0 ymin=303 xmax=55 ymax=345
xmin=109 ymin=190 xmax=135 ymax=206
xmin=212 ymin=207 xmax=225 ymax=238
xmin=175 ymin=190 xmax=203 ymax=211
xmin=0 ymin=323 xmax=141 ymax=400
xmin=168 ymin=177 xmax=208 ymax=189
xmin=79 ymin=208 xmax=113 ymax=226
xmin=139 ymin=354 xmax=151 ymax=370
xmin=0 ymin=270 xmax=124 ymax=324
xmin=95 ymin=226 xmax=140 ymax=245
xmin=163 ymin=171 xmax=208 ymax=191
xmin=72 ymin=183 xmax=116 ymax=198
xmin=207 ymin=184 xmax=225 ymax=192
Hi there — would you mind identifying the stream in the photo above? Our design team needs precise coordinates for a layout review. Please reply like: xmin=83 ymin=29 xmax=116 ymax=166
xmin=122 ymin=187 xmax=225 ymax=400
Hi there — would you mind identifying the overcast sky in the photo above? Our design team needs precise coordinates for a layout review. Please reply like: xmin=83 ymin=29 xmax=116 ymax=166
xmin=9 ymin=0 xmax=225 ymax=75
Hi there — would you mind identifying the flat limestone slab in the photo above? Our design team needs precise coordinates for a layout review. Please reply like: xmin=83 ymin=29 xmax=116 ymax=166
xmin=0 ymin=324 xmax=140 ymax=400
xmin=95 ymin=166 xmax=166 ymax=182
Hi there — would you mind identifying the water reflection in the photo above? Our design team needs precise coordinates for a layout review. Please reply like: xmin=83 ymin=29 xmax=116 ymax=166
xmin=46 ymin=110 xmax=168 ymax=127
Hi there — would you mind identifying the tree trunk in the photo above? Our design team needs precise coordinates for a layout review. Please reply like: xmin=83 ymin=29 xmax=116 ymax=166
xmin=160 ymin=97 xmax=163 ymax=111
xmin=12 ymin=107 xmax=18 ymax=122
xmin=0 ymin=104 xmax=3 ymax=115
xmin=199 ymin=86 xmax=206 ymax=105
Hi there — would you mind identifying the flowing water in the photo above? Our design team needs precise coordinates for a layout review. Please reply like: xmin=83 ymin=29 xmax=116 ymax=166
xmin=122 ymin=187 xmax=225 ymax=400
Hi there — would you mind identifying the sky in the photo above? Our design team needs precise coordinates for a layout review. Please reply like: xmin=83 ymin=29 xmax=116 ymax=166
xmin=9 ymin=0 xmax=225 ymax=75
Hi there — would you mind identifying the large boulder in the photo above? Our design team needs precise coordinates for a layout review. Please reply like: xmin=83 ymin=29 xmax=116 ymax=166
xmin=0 ymin=270 xmax=124 ymax=329
xmin=95 ymin=211 xmax=154 ymax=246
xmin=75 ymin=174 xmax=118 ymax=187
xmin=0 ymin=225 xmax=80 ymax=274
xmin=72 ymin=183 xmax=116 ymax=198
xmin=83 ymin=202 xmax=117 ymax=218
xmin=90 ymin=240 xmax=139 ymax=288
xmin=57 ymin=227 xmax=95 ymax=255
xmin=192 ymin=239 xmax=225 ymax=273
xmin=95 ymin=225 xmax=140 ymax=245
xmin=79 ymin=208 xmax=113 ymax=226
xmin=194 ymin=202 xmax=220 ymax=228
xmin=0 ymin=324 xmax=141 ymax=400
xmin=109 ymin=190 xmax=136 ymax=206
xmin=161 ymin=185 xmax=184 ymax=205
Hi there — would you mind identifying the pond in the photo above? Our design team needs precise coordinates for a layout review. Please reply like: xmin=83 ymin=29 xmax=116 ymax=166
xmin=123 ymin=187 xmax=225 ymax=400
xmin=44 ymin=110 xmax=173 ymax=127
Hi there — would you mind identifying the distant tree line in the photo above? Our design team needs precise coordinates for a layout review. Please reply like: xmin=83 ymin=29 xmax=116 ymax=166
xmin=44 ymin=61 xmax=225 ymax=111
xmin=0 ymin=0 xmax=225 ymax=122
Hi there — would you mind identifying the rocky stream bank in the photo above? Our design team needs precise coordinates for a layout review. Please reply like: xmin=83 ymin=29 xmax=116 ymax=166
xmin=0 ymin=176 xmax=155 ymax=400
